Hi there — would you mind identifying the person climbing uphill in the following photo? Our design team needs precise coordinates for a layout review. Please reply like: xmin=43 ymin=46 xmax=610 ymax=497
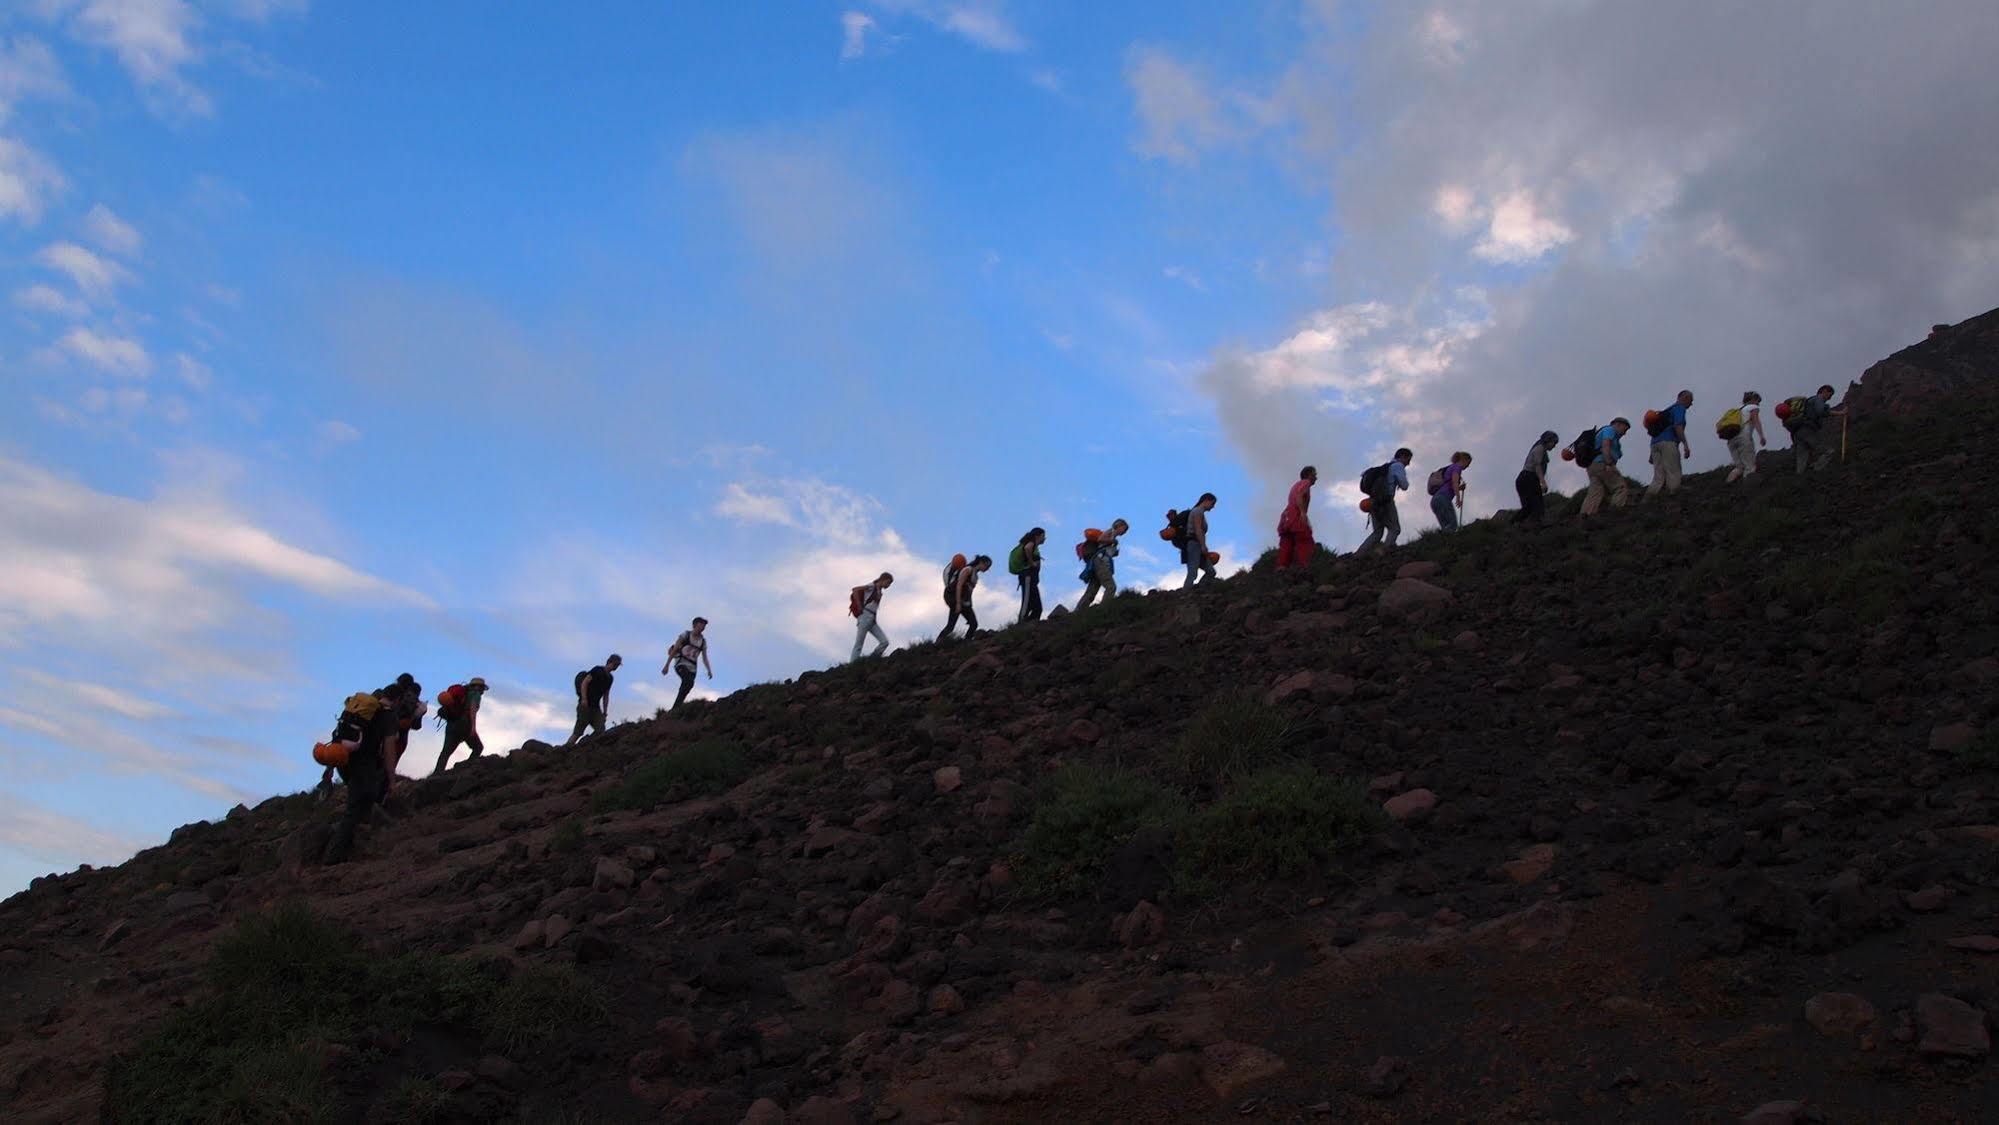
xmin=1515 ymin=432 xmax=1559 ymax=524
xmin=938 ymin=555 xmax=992 ymax=640
xmin=1644 ymin=389 xmax=1695 ymax=498
xmin=1180 ymin=493 xmax=1218 ymax=588
xmin=663 ymin=618 xmax=712 ymax=709
xmin=320 ymin=686 xmax=401 ymax=865
xmin=1076 ymin=519 xmax=1129 ymax=609
xmin=374 ymin=674 xmax=424 ymax=791
xmin=1429 ymin=452 xmax=1472 ymax=531
xmin=850 ymin=573 xmax=894 ymax=660
xmin=1358 ymin=448 xmax=1413 ymax=553
xmin=563 ymin=654 xmax=621 ymax=746
xmin=1011 ymin=529 xmax=1046 ymax=624
xmin=1276 ymin=466 xmax=1316 ymax=571
xmin=1577 ymin=418 xmax=1633 ymax=516
xmin=1783 ymin=384 xmax=1846 ymax=473
xmin=1722 ymin=392 xmax=1766 ymax=483
xmin=430 ymin=677 xmax=489 ymax=775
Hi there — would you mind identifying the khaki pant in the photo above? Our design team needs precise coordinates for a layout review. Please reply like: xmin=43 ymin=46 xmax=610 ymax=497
xmin=1580 ymin=461 xmax=1629 ymax=515
xmin=1793 ymin=425 xmax=1833 ymax=472
xmin=1645 ymin=442 xmax=1683 ymax=497
xmin=1726 ymin=430 xmax=1757 ymax=480
xmin=568 ymin=701 xmax=605 ymax=743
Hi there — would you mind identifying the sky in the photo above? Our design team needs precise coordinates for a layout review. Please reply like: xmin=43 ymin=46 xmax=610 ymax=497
xmin=3 ymin=0 xmax=1997 ymax=893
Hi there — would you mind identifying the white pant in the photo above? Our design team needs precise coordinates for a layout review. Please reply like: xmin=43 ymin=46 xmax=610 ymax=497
xmin=1727 ymin=429 xmax=1757 ymax=478
xmin=852 ymin=612 xmax=888 ymax=660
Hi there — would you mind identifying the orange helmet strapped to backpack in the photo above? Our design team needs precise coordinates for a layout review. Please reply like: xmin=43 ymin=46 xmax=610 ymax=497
xmin=1359 ymin=497 xmax=1373 ymax=512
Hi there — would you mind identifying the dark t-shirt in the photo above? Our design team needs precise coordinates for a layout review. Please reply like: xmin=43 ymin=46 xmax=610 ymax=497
xmin=580 ymin=666 xmax=614 ymax=709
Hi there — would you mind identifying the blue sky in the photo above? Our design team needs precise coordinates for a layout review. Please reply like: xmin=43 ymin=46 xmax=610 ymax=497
xmin=4 ymin=1 xmax=1997 ymax=891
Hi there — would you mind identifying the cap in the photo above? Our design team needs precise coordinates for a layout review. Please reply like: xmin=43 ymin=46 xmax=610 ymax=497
xmin=467 ymin=677 xmax=489 ymax=691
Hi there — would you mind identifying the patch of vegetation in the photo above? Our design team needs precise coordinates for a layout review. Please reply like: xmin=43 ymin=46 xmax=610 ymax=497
xmin=1018 ymin=764 xmax=1185 ymax=897
xmin=105 ymin=903 xmax=602 ymax=1125
xmin=1169 ymin=692 xmax=1295 ymax=787
xmin=588 ymin=740 xmax=750 ymax=812
xmin=785 ymin=761 xmax=826 ymax=785
xmin=547 ymin=816 xmax=585 ymax=854
xmin=378 ymin=1076 xmax=449 ymax=1124
xmin=1175 ymin=769 xmax=1381 ymax=892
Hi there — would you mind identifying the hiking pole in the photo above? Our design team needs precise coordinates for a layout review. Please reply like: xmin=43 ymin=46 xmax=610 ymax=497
xmin=1840 ymin=412 xmax=1849 ymax=464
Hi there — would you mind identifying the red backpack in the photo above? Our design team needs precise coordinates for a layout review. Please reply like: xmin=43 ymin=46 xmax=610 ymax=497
xmin=436 ymin=684 xmax=469 ymax=720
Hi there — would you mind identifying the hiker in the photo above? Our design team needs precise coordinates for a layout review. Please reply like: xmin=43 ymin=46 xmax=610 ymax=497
xmin=1076 ymin=519 xmax=1129 ymax=609
xmin=1577 ymin=418 xmax=1633 ymax=516
xmin=1179 ymin=493 xmax=1218 ymax=587
xmin=1784 ymin=384 xmax=1846 ymax=473
xmin=1721 ymin=392 xmax=1766 ymax=483
xmin=430 ymin=677 xmax=489 ymax=775
xmin=1429 ymin=452 xmax=1472 ymax=531
xmin=1515 ymin=432 xmax=1559 ymax=524
xmin=938 ymin=555 xmax=992 ymax=641
xmin=1644 ymin=390 xmax=1695 ymax=498
xmin=1276 ymin=466 xmax=1316 ymax=570
xmin=1357 ymin=449 xmax=1413 ymax=552
xmin=663 ymin=618 xmax=713 ymax=709
xmin=850 ymin=572 xmax=894 ymax=660
xmin=563 ymin=654 xmax=621 ymax=746
xmin=321 ymin=688 xmax=400 ymax=864
xmin=1010 ymin=529 xmax=1046 ymax=624
xmin=377 ymin=674 xmax=424 ymax=790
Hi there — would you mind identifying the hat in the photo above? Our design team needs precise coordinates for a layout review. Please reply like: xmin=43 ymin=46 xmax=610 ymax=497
xmin=467 ymin=677 xmax=489 ymax=691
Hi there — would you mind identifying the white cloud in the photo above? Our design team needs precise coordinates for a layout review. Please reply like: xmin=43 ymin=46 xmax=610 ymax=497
xmin=12 ymin=283 xmax=87 ymax=318
xmin=216 ymin=0 xmax=310 ymax=20
xmin=317 ymin=419 xmax=361 ymax=444
xmin=865 ymin=1 xmax=1025 ymax=53
xmin=57 ymin=326 xmax=152 ymax=376
xmin=714 ymin=478 xmax=883 ymax=547
xmin=173 ymin=351 xmax=212 ymax=389
xmin=1472 ymin=190 xmax=1573 ymax=263
xmin=1028 ymin=67 xmax=1061 ymax=93
xmin=0 ymin=34 xmax=68 ymax=122
xmin=0 ymin=137 xmax=63 ymax=224
xmin=82 ymin=202 xmax=142 ymax=256
xmin=840 ymin=10 xmax=876 ymax=60
xmin=59 ymin=0 xmax=213 ymax=117
xmin=1125 ymin=46 xmax=1266 ymax=165
xmin=1163 ymin=265 xmax=1207 ymax=292
xmin=36 ymin=240 xmax=131 ymax=297
xmin=0 ymin=794 xmax=144 ymax=870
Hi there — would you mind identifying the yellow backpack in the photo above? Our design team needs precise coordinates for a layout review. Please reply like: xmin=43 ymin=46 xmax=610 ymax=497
xmin=1716 ymin=407 xmax=1745 ymax=439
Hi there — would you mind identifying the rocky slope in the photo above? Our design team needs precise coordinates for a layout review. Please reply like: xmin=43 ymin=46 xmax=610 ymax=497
xmin=3 ymin=315 xmax=1998 ymax=1124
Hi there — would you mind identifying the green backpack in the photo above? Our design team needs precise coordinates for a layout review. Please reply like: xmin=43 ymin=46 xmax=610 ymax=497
xmin=1007 ymin=543 xmax=1028 ymax=575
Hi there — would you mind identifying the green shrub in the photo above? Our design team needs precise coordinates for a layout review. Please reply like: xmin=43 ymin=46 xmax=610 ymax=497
xmin=589 ymin=740 xmax=750 ymax=812
xmin=547 ymin=816 xmax=585 ymax=853
xmin=1169 ymin=692 xmax=1294 ymax=786
xmin=1176 ymin=770 xmax=1380 ymax=891
xmin=105 ymin=903 xmax=601 ymax=1124
xmin=1018 ymin=765 xmax=1185 ymax=896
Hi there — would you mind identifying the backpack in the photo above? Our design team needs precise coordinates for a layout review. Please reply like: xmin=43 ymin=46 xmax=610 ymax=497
xmin=1778 ymin=395 xmax=1811 ymax=430
xmin=942 ymin=552 xmax=967 ymax=590
xmin=1074 ymin=528 xmax=1103 ymax=560
xmin=1571 ymin=427 xmax=1602 ymax=468
xmin=573 ymin=669 xmax=590 ymax=698
xmin=848 ymin=585 xmax=869 ymax=618
xmin=1425 ymin=467 xmax=1447 ymax=496
xmin=1160 ymin=508 xmax=1191 ymax=546
xmin=1007 ymin=543 xmax=1027 ymax=575
xmin=436 ymin=684 xmax=468 ymax=720
xmin=330 ymin=690 xmax=383 ymax=745
xmin=1644 ymin=406 xmax=1674 ymax=438
xmin=1358 ymin=463 xmax=1388 ymax=496
xmin=1716 ymin=407 xmax=1745 ymax=440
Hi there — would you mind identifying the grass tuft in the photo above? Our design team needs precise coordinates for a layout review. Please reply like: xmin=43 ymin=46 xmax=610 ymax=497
xmin=1018 ymin=764 xmax=1184 ymax=897
xmin=1169 ymin=692 xmax=1295 ymax=787
xmin=1175 ymin=769 xmax=1381 ymax=892
xmin=589 ymin=740 xmax=750 ymax=812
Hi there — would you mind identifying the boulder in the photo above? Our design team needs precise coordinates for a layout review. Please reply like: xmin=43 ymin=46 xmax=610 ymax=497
xmin=1379 ymin=578 xmax=1453 ymax=623
xmin=1198 ymin=1041 xmax=1287 ymax=1099
xmin=1916 ymin=993 xmax=1990 ymax=1058
xmin=1383 ymin=789 xmax=1437 ymax=824
xmin=1803 ymin=992 xmax=1877 ymax=1035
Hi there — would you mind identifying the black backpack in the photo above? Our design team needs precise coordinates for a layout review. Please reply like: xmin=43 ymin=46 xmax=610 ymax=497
xmin=573 ymin=669 xmax=590 ymax=698
xmin=1644 ymin=406 xmax=1674 ymax=438
xmin=1167 ymin=507 xmax=1192 ymax=548
xmin=1359 ymin=463 xmax=1389 ymax=496
xmin=1571 ymin=427 xmax=1601 ymax=468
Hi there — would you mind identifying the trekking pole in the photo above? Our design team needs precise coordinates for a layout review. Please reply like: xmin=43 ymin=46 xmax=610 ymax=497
xmin=1840 ymin=412 xmax=1848 ymax=464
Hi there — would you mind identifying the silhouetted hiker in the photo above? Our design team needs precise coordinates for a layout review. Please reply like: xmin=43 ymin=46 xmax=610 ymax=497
xmin=563 ymin=654 xmax=621 ymax=746
xmin=1076 ymin=519 xmax=1129 ymax=608
xmin=1784 ymin=384 xmax=1845 ymax=473
xmin=663 ymin=618 xmax=712 ymax=708
xmin=376 ymin=674 xmax=424 ymax=791
xmin=1429 ymin=452 xmax=1471 ymax=531
xmin=1721 ymin=392 xmax=1766 ymax=483
xmin=430 ymin=677 xmax=488 ymax=775
xmin=1358 ymin=448 xmax=1413 ymax=553
xmin=1276 ymin=466 xmax=1317 ymax=570
xmin=1515 ymin=432 xmax=1559 ymax=524
xmin=1179 ymin=493 xmax=1218 ymax=587
xmin=850 ymin=572 xmax=894 ymax=660
xmin=1010 ymin=528 xmax=1046 ymax=623
xmin=939 ymin=555 xmax=992 ymax=640
xmin=1577 ymin=418 xmax=1633 ymax=516
xmin=321 ymin=689 xmax=398 ymax=865
xmin=1644 ymin=390 xmax=1695 ymax=498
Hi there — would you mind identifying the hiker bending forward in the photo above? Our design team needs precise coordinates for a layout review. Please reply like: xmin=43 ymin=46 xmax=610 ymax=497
xmin=1077 ymin=520 xmax=1128 ymax=609
xmin=939 ymin=556 xmax=992 ymax=641
xmin=1358 ymin=449 xmax=1413 ymax=552
xmin=565 ymin=655 xmax=621 ymax=746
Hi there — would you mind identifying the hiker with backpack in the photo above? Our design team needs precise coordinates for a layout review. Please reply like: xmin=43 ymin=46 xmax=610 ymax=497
xmin=1011 ymin=529 xmax=1046 ymax=624
xmin=850 ymin=572 xmax=894 ymax=660
xmin=1721 ymin=392 xmax=1766 ymax=483
xmin=938 ymin=555 xmax=992 ymax=641
xmin=1177 ymin=493 xmax=1218 ymax=588
xmin=1076 ymin=519 xmax=1129 ymax=609
xmin=1515 ymin=432 xmax=1560 ymax=524
xmin=1643 ymin=390 xmax=1695 ymax=499
xmin=375 ymin=674 xmax=424 ymax=790
xmin=1429 ymin=453 xmax=1472 ymax=531
xmin=318 ymin=687 xmax=401 ymax=864
xmin=1781 ymin=384 xmax=1845 ymax=473
xmin=563 ymin=654 xmax=621 ymax=747
xmin=1576 ymin=418 xmax=1633 ymax=516
xmin=1357 ymin=449 xmax=1413 ymax=553
xmin=1276 ymin=466 xmax=1317 ymax=570
xmin=663 ymin=618 xmax=713 ymax=709
xmin=429 ymin=677 xmax=489 ymax=775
